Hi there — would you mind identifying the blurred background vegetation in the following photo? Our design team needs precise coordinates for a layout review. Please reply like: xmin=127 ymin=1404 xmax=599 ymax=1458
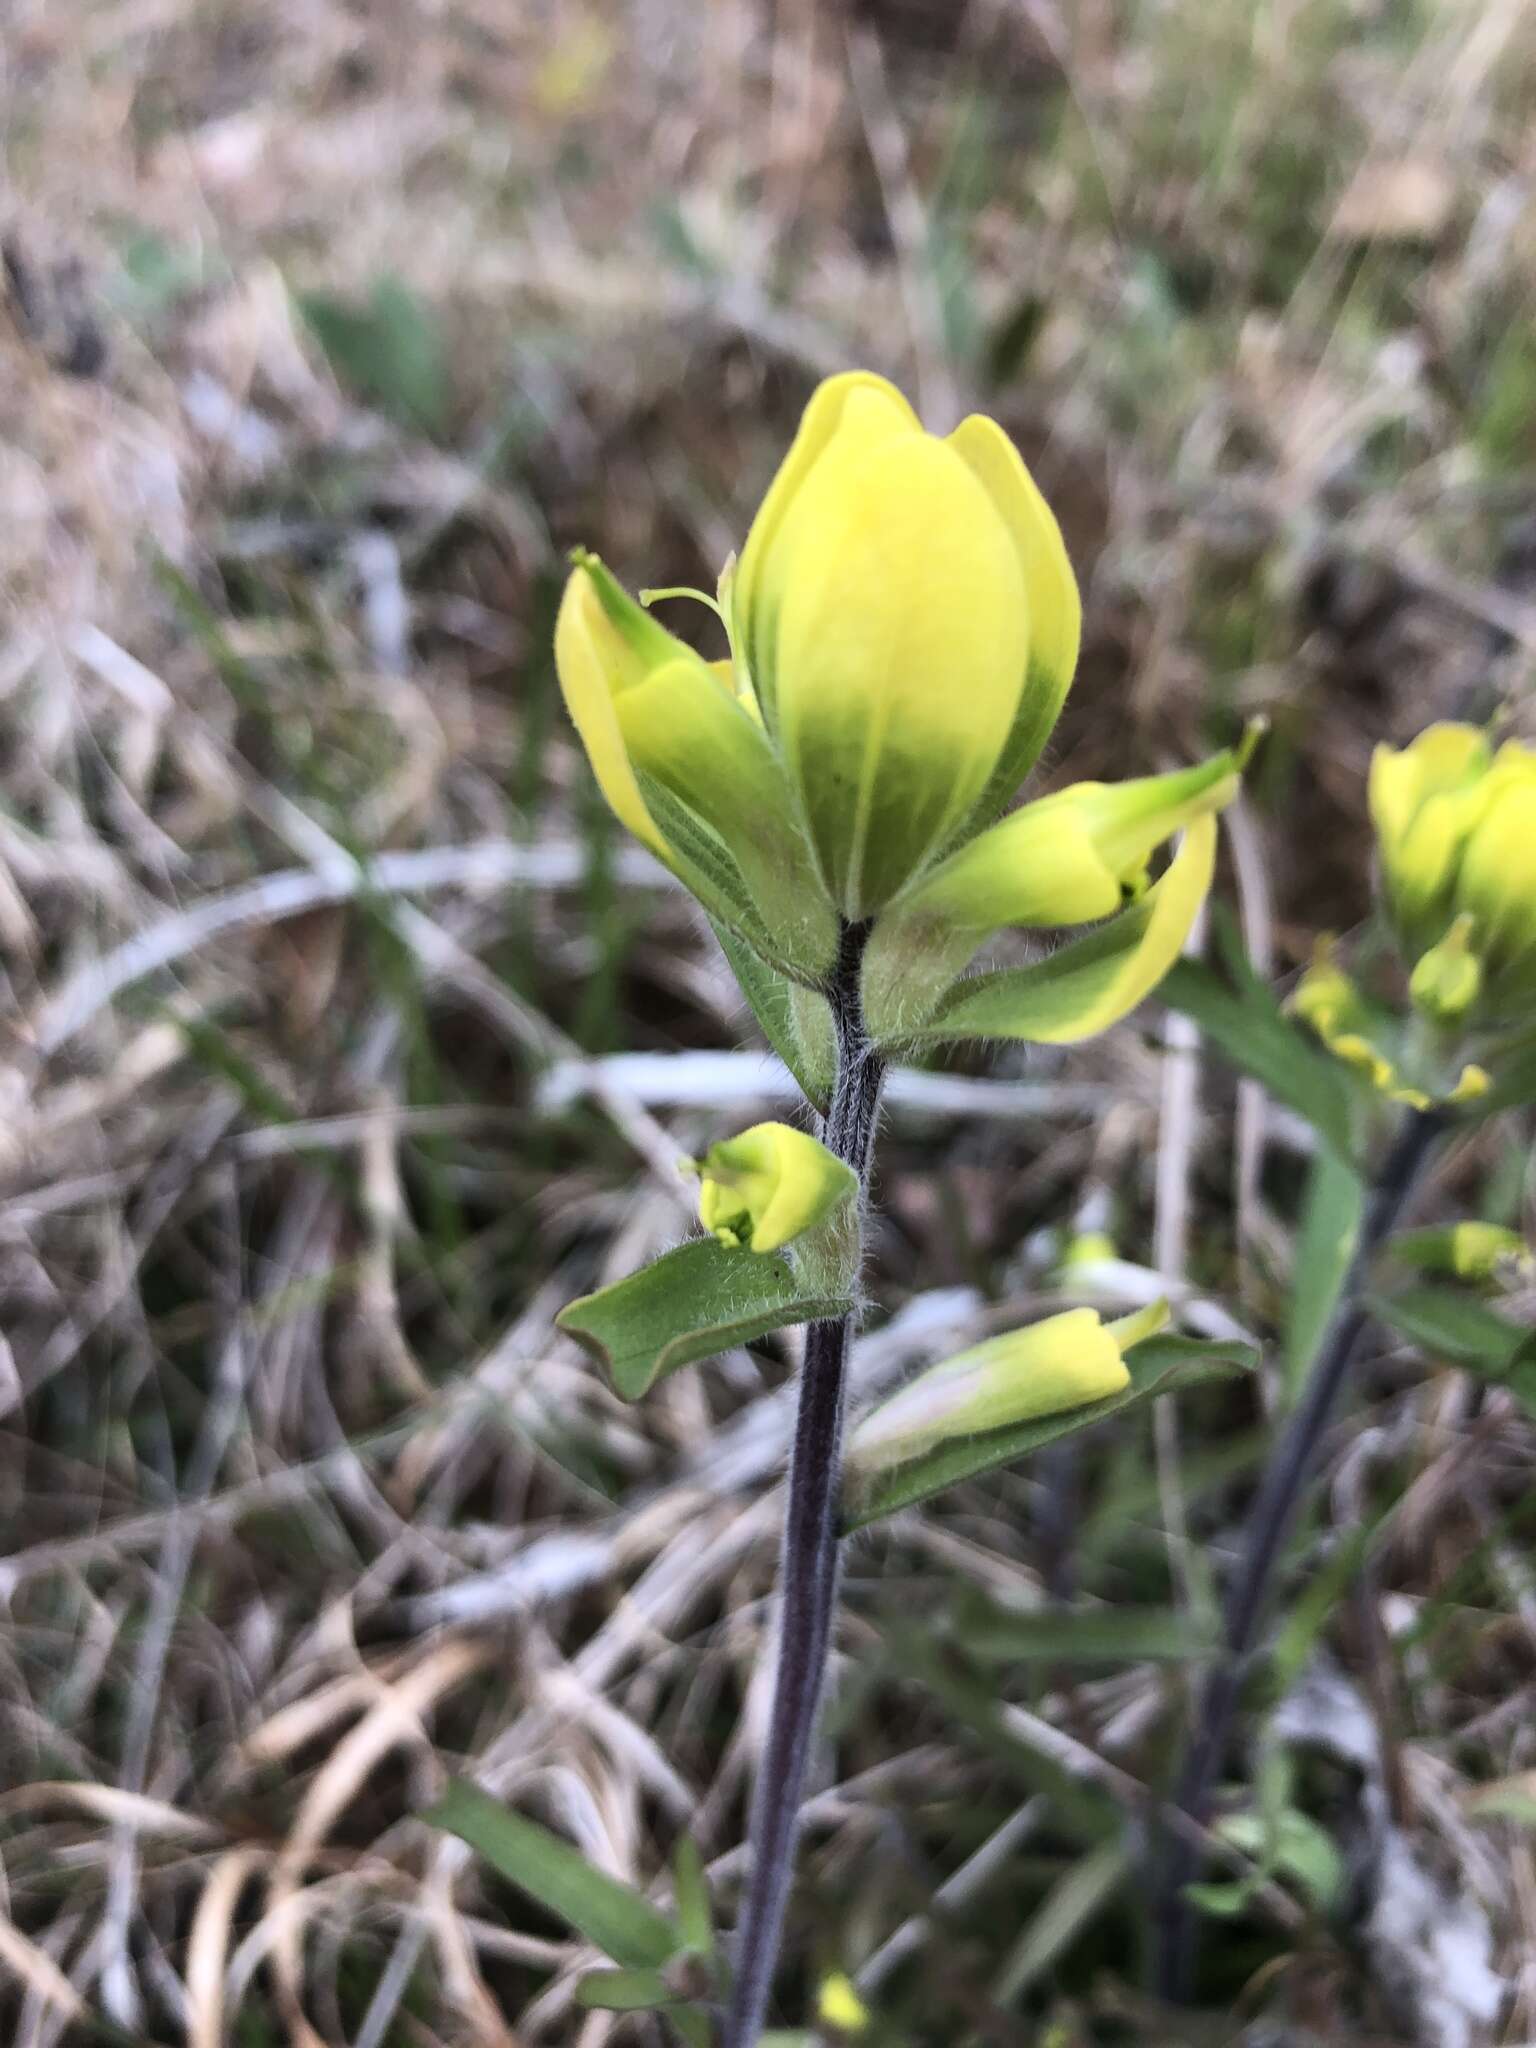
xmin=3 ymin=1 xmax=1536 ymax=2042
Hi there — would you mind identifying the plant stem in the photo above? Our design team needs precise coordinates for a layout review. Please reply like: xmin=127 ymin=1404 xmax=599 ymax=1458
xmin=723 ymin=920 xmax=885 ymax=2048
xmin=1154 ymin=1103 xmax=1445 ymax=2002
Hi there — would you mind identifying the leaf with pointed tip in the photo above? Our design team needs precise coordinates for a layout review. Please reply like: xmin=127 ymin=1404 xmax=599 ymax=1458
xmin=426 ymin=1780 xmax=680 ymax=1969
xmin=558 ymin=1239 xmax=852 ymax=1401
xmin=671 ymin=1837 xmax=714 ymax=1957
xmin=576 ymin=1969 xmax=676 ymax=2012
xmin=842 ymin=1335 xmax=1256 ymax=1532
xmin=1284 ymin=1149 xmax=1365 ymax=1400
xmin=1371 ymin=1285 xmax=1536 ymax=1411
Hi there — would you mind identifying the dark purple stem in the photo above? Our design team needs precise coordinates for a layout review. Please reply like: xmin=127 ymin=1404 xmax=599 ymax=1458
xmin=723 ymin=921 xmax=884 ymax=2048
xmin=1154 ymin=1104 xmax=1445 ymax=2001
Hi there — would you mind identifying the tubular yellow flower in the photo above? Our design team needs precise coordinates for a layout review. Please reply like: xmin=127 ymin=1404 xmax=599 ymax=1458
xmin=686 ymin=1122 xmax=857 ymax=1254
xmin=845 ymin=1299 xmax=1167 ymax=1477
xmin=732 ymin=371 xmax=1080 ymax=918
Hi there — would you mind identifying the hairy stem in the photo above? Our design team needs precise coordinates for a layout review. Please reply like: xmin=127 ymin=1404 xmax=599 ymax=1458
xmin=723 ymin=921 xmax=885 ymax=2048
xmin=1154 ymin=1104 xmax=1445 ymax=2001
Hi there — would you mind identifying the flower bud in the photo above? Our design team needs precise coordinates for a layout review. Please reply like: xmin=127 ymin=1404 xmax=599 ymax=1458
xmin=686 ymin=1122 xmax=857 ymax=1254
xmin=1407 ymin=914 xmax=1481 ymax=1024
xmin=1393 ymin=1221 xmax=1533 ymax=1283
xmin=845 ymin=1300 xmax=1168 ymax=1477
xmin=732 ymin=372 xmax=1080 ymax=917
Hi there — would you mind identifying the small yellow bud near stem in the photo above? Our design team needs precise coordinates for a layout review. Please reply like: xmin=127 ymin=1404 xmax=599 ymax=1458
xmin=815 ymin=1972 xmax=870 ymax=2036
xmin=1395 ymin=1221 xmax=1533 ymax=1283
xmin=846 ymin=1299 xmax=1168 ymax=1477
xmin=1408 ymin=913 xmax=1481 ymax=1023
xmin=686 ymin=1122 xmax=857 ymax=1254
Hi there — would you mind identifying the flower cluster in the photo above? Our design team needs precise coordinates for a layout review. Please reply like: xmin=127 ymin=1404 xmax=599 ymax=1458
xmin=555 ymin=371 xmax=1242 ymax=1053
xmin=1293 ymin=723 xmax=1536 ymax=1108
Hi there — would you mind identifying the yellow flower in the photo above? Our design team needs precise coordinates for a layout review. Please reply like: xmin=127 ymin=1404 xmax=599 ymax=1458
xmin=1372 ymin=724 xmax=1536 ymax=1020
xmin=686 ymin=1122 xmax=857 ymax=1253
xmin=845 ymin=1300 xmax=1167 ymax=1477
xmin=732 ymin=372 xmax=1081 ymax=918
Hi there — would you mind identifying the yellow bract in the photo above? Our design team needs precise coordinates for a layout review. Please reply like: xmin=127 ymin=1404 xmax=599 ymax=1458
xmin=846 ymin=1299 xmax=1167 ymax=1476
xmin=733 ymin=371 xmax=1079 ymax=917
xmin=687 ymin=1122 xmax=856 ymax=1254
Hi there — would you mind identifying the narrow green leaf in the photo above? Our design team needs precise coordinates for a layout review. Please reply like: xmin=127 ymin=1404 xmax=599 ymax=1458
xmin=671 ymin=1836 xmax=714 ymax=1956
xmin=1271 ymin=1519 xmax=1377 ymax=1690
xmin=954 ymin=1601 xmax=1215 ymax=1666
xmin=1466 ymin=1786 xmax=1536 ymax=1828
xmin=710 ymin=917 xmax=834 ymax=1112
xmin=1370 ymin=1286 xmax=1528 ymax=1370
xmin=425 ymin=1780 xmax=680 ymax=1969
xmin=558 ymin=1239 xmax=852 ymax=1400
xmin=1373 ymin=1285 xmax=1536 ymax=1416
xmin=842 ymin=1334 xmax=1256 ymax=1533
xmin=1159 ymin=956 xmax=1359 ymax=1161
xmin=1284 ymin=1149 xmax=1365 ymax=1399
xmin=995 ymin=1839 xmax=1131 ymax=2001
xmin=885 ymin=1630 xmax=1120 ymax=1841
xmin=670 ymin=2009 xmax=714 ymax=2048
xmin=576 ymin=1968 xmax=676 ymax=2012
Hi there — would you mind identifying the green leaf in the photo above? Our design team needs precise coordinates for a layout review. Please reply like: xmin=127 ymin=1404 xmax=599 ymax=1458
xmin=1466 ymin=1784 xmax=1536 ymax=1828
xmin=1470 ymin=1033 xmax=1536 ymax=1114
xmin=885 ymin=1629 xmax=1120 ymax=1842
xmin=953 ymin=1600 xmax=1215 ymax=1666
xmin=1370 ymin=1285 xmax=1529 ymax=1370
xmin=671 ymin=1837 xmax=714 ymax=1956
xmin=557 ymin=1239 xmax=853 ymax=1400
xmin=710 ymin=917 xmax=834 ymax=1112
xmin=296 ymin=274 xmax=447 ymax=433
xmin=425 ymin=1780 xmax=680 ymax=1969
xmin=576 ymin=1968 xmax=677 ymax=2011
xmin=1159 ymin=956 xmax=1360 ymax=1160
xmin=842 ymin=1334 xmax=1256 ymax=1532
xmin=994 ymin=1839 xmax=1131 ymax=2002
xmin=1284 ymin=1149 xmax=1365 ymax=1399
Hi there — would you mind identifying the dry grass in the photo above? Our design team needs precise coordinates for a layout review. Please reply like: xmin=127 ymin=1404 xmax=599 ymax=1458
xmin=4 ymin=1 xmax=1536 ymax=2042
